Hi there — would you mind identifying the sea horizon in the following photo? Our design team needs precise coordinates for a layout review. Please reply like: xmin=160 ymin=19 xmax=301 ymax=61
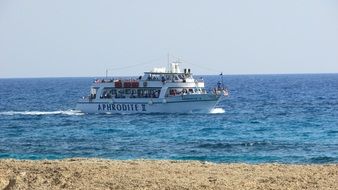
xmin=0 ymin=72 xmax=337 ymax=80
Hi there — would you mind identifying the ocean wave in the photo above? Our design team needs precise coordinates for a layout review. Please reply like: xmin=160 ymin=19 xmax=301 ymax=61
xmin=210 ymin=108 xmax=225 ymax=114
xmin=0 ymin=110 xmax=84 ymax=116
xmin=308 ymin=156 xmax=337 ymax=163
xmin=197 ymin=141 xmax=273 ymax=149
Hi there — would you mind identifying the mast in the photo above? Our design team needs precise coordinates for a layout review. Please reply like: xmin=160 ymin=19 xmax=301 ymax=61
xmin=167 ymin=53 xmax=170 ymax=72
xmin=221 ymin=72 xmax=224 ymax=89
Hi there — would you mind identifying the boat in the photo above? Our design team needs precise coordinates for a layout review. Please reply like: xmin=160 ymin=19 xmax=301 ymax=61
xmin=76 ymin=61 xmax=228 ymax=113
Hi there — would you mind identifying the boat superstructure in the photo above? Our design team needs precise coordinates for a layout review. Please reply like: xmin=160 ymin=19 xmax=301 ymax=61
xmin=76 ymin=62 xmax=228 ymax=113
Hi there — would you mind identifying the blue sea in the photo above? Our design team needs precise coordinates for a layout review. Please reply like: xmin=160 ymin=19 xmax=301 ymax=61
xmin=0 ymin=74 xmax=337 ymax=163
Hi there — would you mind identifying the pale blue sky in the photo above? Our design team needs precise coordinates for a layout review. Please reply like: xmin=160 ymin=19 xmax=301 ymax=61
xmin=0 ymin=0 xmax=337 ymax=78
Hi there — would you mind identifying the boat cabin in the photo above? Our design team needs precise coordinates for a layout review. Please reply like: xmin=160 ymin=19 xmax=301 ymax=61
xmin=87 ymin=63 xmax=206 ymax=101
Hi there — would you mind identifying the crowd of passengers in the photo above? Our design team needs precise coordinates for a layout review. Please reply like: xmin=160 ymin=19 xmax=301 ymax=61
xmin=91 ymin=87 xmax=207 ymax=100
xmin=100 ymin=89 xmax=161 ymax=99
xmin=146 ymin=74 xmax=191 ymax=82
xmin=169 ymin=88 xmax=205 ymax=96
xmin=99 ymin=89 xmax=205 ymax=99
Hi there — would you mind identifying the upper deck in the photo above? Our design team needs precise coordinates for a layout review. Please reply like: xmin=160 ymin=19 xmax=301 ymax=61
xmin=91 ymin=63 xmax=204 ymax=89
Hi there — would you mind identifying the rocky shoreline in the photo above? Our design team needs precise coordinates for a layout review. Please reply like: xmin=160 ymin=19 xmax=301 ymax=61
xmin=0 ymin=159 xmax=337 ymax=189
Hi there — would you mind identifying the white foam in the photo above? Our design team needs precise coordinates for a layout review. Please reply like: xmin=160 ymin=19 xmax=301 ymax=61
xmin=0 ymin=110 xmax=84 ymax=116
xmin=209 ymin=108 xmax=225 ymax=114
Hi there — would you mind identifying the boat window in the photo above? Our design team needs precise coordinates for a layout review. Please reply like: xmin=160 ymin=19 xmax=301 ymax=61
xmin=166 ymin=87 xmax=183 ymax=97
xmin=166 ymin=87 xmax=205 ymax=97
xmin=165 ymin=75 xmax=171 ymax=80
xmin=104 ymin=87 xmax=161 ymax=99
xmin=130 ymin=89 xmax=137 ymax=98
xmin=143 ymin=89 xmax=150 ymax=98
xmin=134 ymin=88 xmax=161 ymax=98
xmin=116 ymin=89 xmax=125 ymax=98
xmin=100 ymin=87 xmax=114 ymax=99
xmin=90 ymin=87 xmax=99 ymax=99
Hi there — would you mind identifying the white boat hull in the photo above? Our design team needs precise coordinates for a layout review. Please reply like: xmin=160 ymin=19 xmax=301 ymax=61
xmin=76 ymin=95 xmax=221 ymax=114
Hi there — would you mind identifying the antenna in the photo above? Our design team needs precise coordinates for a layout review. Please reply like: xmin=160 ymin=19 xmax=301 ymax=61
xmin=167 ymin=53 xmax=170 ymax=72
xmin=106 ymin=69 xmax=108 ymax=78
xmin=220 ymin=72 xmax=224 ymax=89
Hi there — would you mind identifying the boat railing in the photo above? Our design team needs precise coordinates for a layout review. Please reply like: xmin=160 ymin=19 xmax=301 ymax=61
xmin=94 ymin=79 xmax=114 ymax=83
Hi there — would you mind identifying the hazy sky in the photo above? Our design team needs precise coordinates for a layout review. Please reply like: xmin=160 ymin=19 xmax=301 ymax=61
xmin=0 ymin=0 xmax=337 ymax=78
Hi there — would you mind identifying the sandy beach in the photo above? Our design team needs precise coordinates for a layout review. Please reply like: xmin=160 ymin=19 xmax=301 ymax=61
xmin=0 ymin=159 xmax=337 ymax=190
